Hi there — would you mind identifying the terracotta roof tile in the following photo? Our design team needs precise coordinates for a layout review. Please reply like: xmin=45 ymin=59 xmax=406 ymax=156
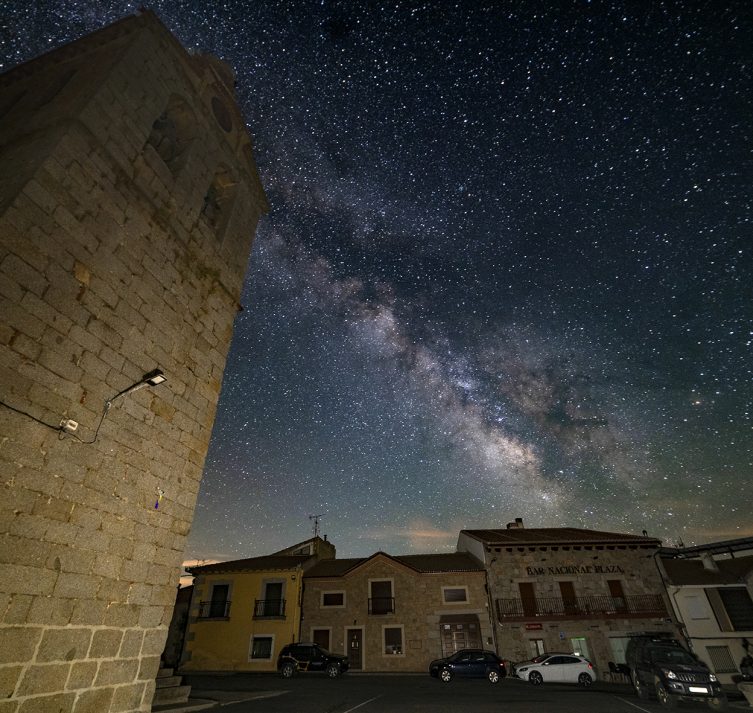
xmin=186 ymin=554 xmax=310 ymax=574
xmin=304 ymin=552 xmax=483 ymax=578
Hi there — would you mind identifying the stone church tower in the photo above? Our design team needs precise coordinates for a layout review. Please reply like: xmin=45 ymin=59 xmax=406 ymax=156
xmin=0 ymin=12 xmax=267 ymax=712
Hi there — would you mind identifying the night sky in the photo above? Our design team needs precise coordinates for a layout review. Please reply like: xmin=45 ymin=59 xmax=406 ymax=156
xmin=5 ymin=2 xmax=752 ymax=562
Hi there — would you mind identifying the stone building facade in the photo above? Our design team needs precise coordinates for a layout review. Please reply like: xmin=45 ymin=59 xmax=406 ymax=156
xmin=302 ymin=552 xmax=491 ymax=672
xmin=457 ymin=520 xmax=681 ymax=675
xmin=0 ymin=11 xmax=266 ymax=712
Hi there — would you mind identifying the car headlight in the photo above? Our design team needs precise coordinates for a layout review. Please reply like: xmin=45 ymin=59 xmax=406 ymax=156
xmin=709 ymin=673 xmax=718 ymax=682
xmin=662 ymin=669 xmax=677 ymax=680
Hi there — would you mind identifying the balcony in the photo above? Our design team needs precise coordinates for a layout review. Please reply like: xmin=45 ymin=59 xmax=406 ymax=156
xmin=198 ymin=600 xmax=231 ymax=619
xmin=368 ymin=597 xmax=395 ymax=615
xmin=496 ymin=594 xmax=666 ymax=621
xmin=253 ymin=598 xmax=286 ymax=619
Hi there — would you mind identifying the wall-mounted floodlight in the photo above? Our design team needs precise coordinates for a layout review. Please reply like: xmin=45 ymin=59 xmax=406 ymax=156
xmin=108 ymin=369 xmax=167 ymax=407
xmin=58 ymin=369 xmax=168 ymax=444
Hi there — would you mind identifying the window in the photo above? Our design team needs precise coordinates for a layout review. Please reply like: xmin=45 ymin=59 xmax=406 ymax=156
xmin=718 ymin=588 xmax=753 ymax=630
xmin=255 ymin=581 xmax=285 ymax=618
xmin=249 ymin=636 xmax=273 ymax=660
xmin=706 ymin=646 xmax=737 ymax=673
xmin=200 ymin=583 xmax=230 ymax=618
xmin=321 ymin=591 xmax=345 ymax=608
xmin=383 ymin=626 xmax=403 ymax=655
xmin=369 ymin=580 xmax=394 ymax=615
xmin=442 ymin=586 xmax=469 ymax=604
xmin=707 ymin=587 xmax=753 ymax=631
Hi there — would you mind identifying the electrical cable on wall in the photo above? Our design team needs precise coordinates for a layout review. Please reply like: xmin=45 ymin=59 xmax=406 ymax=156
xmin=0 ymin=369 xmax=167 ymax=445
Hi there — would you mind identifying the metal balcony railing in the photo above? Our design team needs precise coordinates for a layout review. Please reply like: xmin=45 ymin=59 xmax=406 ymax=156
xmin=368 ymin=597 xmax=395 ymax=615
xmin=253 ymin=598 xmax=286 ymax=618
xmin=198 ymin=600 xmax=231 ymax=618
xmin=496 ymin=594 xmax=666 ymax=620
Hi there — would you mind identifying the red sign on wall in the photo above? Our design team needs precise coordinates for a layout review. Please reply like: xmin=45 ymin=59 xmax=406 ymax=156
xmin=524 ymin=623 xmax=543 ymax=631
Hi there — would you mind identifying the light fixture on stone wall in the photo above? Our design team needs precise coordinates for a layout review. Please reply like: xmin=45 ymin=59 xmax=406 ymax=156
xmin=108 ymin=369 xmax=167 ymax=405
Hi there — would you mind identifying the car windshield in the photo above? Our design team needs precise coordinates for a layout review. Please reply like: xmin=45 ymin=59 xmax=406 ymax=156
xmin=650 ymin=647 xmax=697 ymax=665
xmin=317 ymin=647 xmax=331 ymax=655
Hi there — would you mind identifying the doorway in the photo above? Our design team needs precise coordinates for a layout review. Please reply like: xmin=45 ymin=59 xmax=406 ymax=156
xmin=346 ymin=628 xmax=363 ymax=670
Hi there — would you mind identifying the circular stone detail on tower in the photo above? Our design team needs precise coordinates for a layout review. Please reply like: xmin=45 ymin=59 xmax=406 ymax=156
xmin=211 ymin=96 xmax=232 ymax=132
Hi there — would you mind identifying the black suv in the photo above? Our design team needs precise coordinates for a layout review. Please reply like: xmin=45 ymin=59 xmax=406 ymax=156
xmin=625 ymin=635 xmax=727 ymax=710
xmin=277 ymin=643 xmax=349 ymax=678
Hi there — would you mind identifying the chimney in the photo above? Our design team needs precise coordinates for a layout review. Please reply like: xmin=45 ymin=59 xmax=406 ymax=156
xmin=700 ymin=552 xmax=719 ymax=572
xmin=506 ymin=518 xmax=524 ymax=529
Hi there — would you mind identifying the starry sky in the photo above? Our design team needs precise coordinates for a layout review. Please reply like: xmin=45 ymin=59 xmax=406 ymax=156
xmin=5 ymin=2 xmax=752 ymax=562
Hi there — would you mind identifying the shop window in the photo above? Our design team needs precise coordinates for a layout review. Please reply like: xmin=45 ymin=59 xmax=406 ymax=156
xmin=571 ymin=637 xmax=590 ymax=659
xmin=529 ymin=639 xmax=545 ymax=658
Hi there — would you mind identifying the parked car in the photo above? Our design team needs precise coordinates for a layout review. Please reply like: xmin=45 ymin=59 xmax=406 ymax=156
xmin=625 ymin=635 xmax=727 ymax=710
xmin=277 ymin=643 xmax=349 ymax=678
xmin=429 ymin=649 xmax=508 ymax=683
xmin=514 ymin=653 xmax=596 ymax=686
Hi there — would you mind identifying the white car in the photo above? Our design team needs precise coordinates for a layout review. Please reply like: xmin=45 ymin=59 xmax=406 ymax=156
xmin=514 ymin=653 xmax=596 ymax=686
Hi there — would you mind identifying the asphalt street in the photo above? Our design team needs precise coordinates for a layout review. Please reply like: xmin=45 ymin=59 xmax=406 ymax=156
xmin=181 ymin=673 xmax=749 ymax=713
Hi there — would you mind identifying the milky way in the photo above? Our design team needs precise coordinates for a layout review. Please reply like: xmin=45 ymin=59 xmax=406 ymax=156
xmin=5 ymin=2 xmax=752 ymax=560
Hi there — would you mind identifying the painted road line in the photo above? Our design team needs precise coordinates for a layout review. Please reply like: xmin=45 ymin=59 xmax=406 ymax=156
xmin=342 ymin=695 xmax=382 ymax=713
xmin=616 ymin=696 xmax=654 ymax=713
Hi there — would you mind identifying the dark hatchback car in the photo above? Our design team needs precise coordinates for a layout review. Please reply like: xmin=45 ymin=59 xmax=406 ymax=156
xmin=277 ymin=643 xmax=349 ymax=678
xmin=625 ymin=636 xmax=727 ymax=710
xmin=429 ymin=649 xmax=508 ymax=684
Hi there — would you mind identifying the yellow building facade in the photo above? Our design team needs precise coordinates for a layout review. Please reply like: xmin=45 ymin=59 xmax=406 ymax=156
xmin=182 ymin=538 xmax=335 ymax=671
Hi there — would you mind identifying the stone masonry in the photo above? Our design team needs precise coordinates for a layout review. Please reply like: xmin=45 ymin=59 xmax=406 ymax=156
xmin=0 ymin=12 xmax=267 ymax=712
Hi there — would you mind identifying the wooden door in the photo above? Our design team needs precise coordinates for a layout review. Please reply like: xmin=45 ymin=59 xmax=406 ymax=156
xmin=519 ymin=582 xmax=537 ymax=617
xmin=608 ymin=580 xmax=627 ymax=611
xmin=559 ymin=581 xmax=578 ymax=614
xmin=347 ymin=629 xmax=363 ymax=670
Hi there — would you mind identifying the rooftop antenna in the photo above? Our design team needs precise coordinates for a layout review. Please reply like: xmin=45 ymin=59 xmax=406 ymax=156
xmin=309 ymin=513 xmax=324 ymax=539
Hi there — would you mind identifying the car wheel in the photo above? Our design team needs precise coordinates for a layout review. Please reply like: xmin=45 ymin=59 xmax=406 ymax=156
xmin=280 ymin=662 xmax=296 ymax=678
xmin=708 ymin=696 xmax=729 ymax=711
xmin=634 ymin=675 xmax=649 ymax=700
xmin=578 ymin=673 xmax=593 ymax=687
xmin=326 ymin=663 xmax=341 ymax=678
xmin=440 ymin=668 xmax=453 ymax=683
xmin=487 ymin=669 xmax=500 ymax=684
xmin=655 ymin=680 xmax=677 ymax=708
xmin=529 ymin=671 xmax=543 ymax=686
